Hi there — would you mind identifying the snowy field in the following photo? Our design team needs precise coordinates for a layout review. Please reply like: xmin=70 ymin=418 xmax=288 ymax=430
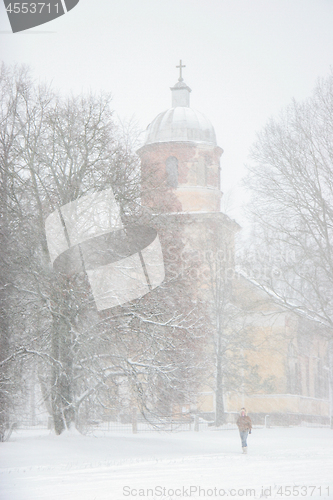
xmin=0 ymin=427 xmax=332 ymax=500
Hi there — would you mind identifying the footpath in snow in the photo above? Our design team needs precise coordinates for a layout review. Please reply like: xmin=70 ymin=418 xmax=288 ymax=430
xmin=0 ymin=426 xmax=332 ymax=500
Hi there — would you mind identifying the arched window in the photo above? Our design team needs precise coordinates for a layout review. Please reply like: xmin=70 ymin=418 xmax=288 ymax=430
xmin=166 ymin=156 xmax=178 ymax=188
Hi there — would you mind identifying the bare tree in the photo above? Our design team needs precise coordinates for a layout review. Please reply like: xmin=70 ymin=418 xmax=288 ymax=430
xmin=0 ymin=63 xmax=207 ymax=434
xmin=244 ymin=70 xmax=333 ymax=425
xmin=0 ymin=63 xmax=141 ymax=433
xmin=0 ymin=63 xmax=34 ymax=439
xmin=204 ymin=237 xmax=273 ymax=425
xmin=245 ymin=71 xmax=333 ymax=329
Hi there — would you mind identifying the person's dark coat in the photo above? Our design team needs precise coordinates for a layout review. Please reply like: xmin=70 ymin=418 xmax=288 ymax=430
xmin=236 ymin=410 xmax=252 ymax=432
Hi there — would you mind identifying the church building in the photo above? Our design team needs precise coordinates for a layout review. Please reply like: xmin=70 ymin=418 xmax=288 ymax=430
xmin=137 ymin=62 xmax=331 ymax=426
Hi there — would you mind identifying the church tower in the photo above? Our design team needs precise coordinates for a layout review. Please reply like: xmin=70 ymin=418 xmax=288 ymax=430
xmin=137 ymin=63 xmax=239 ymax=418
xmin=137 ymin=61 xmax=223 ymax=213
xmin=137 ymin=64 xmax=331 ymax=425
xmin=136 ymin=62 xmax=239 ymax=293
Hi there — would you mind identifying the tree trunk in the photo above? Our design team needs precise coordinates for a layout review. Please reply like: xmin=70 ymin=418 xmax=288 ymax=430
xmin=215 ymin=363 xmax=225 ymax=426
xmin=0 ymin=298 xmax=10 ymax=440
xmin=329 ymin=339 xmax=333 ymax=430
xmin=215 ymin=322 xmax=225 ymax=426
xmin=50 ymin=276 xmax=76 ymax=434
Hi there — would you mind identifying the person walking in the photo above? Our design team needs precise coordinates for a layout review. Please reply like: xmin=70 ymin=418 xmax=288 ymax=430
xmin=236 ymin=407 xmax=252 ymax=454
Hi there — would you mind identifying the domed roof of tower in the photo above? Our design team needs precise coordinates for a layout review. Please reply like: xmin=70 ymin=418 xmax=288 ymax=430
xmin=143 ymin=107 xmax=217 ymax=146
xmin=142 ymin=61 xmax=217 ymax=147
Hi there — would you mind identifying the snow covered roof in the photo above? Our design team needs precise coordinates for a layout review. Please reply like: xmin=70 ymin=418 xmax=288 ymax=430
xmin=142 ymin=75 xmax=218 ymax=147
xmin=143 ymin=107 xmax=217 ymax=147
xmin=236 ymin=268 xmax=330 ymax=329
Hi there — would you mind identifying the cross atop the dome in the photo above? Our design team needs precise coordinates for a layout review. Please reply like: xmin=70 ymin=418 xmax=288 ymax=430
xmin=176 ymin=60 xmax=186 ymax=82
xmin=171 ymin=61 xmax=191 ymax=106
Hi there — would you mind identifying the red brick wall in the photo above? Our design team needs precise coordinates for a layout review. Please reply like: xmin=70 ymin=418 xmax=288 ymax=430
xmin=138 ymin=142 xmax=223 ymax=212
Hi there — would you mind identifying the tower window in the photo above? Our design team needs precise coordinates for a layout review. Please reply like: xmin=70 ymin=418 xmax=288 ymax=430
xmin=166 ymin=156 xmax=178 ymax=188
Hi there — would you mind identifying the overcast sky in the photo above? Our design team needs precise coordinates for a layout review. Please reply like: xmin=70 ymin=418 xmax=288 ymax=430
xmin=1 ymin=0 xmax=333 ymax=223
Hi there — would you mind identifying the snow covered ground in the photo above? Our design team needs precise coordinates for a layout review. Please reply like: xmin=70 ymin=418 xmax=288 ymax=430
xmin=0 ymin=426 xmax=332 ymax=500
